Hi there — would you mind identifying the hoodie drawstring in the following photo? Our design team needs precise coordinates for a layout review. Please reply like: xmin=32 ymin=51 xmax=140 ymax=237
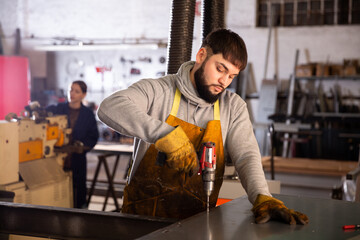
xmin=193 ymin=104 xmax=200 ymax=126
xmin=187 ymin=99 xmax=189 ymax=122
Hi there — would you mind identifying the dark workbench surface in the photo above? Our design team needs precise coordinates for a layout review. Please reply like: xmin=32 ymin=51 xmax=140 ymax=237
xmin=139 ymin=194 xmax=360 ymax=240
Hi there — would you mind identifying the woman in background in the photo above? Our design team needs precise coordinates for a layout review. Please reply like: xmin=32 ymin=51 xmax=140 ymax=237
xmin=47 ymin=80 xmax=99 ymax=208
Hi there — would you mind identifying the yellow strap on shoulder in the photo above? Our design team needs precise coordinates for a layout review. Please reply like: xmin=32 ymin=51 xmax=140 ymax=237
xmin=214 ymin=99 xmax=220 ymax=120
xmin=170 ymin=88 xmax=220 ymax=120
xmin=170 ymin=88 xmax=181 ymax=117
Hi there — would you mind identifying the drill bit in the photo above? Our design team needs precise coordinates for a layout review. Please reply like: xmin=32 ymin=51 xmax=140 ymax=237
xmin=207 ymin=195 xmax=210 ymax=213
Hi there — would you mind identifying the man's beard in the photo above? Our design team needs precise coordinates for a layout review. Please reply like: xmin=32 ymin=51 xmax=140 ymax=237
xmin=194 ymin=62 xmax=223 ymax=104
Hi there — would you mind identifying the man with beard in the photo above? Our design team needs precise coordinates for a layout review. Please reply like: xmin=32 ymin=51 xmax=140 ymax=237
xmin=97 ymin=29 xmax=308 ymax=224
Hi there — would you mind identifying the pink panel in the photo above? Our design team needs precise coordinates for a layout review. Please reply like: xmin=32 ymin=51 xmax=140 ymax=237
xmin=0 ymin=56 xmax=31 ymax=120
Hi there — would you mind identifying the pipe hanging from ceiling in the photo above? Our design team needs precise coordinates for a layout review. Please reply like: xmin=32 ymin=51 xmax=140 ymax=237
xmin=166 ymin=0 xmax=225 ymax=74
xmin=201 ymin=0 xmax=225 ymax=40
xmin=166 ymin=0 xmax=196 ymax=74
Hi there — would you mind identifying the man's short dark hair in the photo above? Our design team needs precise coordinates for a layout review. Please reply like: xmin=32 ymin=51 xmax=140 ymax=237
xmin=201 ymin=28 xmax=248 ymax=71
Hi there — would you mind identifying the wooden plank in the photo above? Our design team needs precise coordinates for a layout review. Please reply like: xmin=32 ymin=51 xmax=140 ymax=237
xmin=262 ymin=156 xmax=357 ymax=176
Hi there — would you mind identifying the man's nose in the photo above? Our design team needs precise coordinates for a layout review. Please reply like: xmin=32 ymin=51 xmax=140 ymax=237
xmin=218 ymin=74 xmax=229 ymax=86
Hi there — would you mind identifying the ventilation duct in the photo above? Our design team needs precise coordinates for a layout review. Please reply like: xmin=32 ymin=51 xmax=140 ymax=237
xmin=201 ymin=0 xmax=225 ymax=40
xmin=166 ymin=0 xmax=196 ymax=74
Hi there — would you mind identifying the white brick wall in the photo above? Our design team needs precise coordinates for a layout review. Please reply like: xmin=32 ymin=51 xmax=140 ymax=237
xmin=1 ymin=0 xmax=171 ymax=38
xmin=1 ymin=0 xmax=359 ymax=100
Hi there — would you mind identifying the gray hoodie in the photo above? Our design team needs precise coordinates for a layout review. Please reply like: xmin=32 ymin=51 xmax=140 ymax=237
xmin=97 ymin=61 xmax=270 ymax=203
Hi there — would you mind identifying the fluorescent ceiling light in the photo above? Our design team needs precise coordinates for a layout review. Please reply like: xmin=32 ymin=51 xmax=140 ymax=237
xmin=34 ymin=43 xmax=161 ymax=51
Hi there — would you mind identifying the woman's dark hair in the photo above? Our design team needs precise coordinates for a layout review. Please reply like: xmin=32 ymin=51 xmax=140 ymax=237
xmin=73 ymin=80 xmax=87 ymax=93
xmin=201 ymin=28 xmax=248 ymax=71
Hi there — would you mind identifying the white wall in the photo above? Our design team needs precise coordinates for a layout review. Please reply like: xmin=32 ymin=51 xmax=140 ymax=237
xmin=1 ymin=0 xmax=360 ymax=101
xmin=0 ymin=0 xmax=172 ymax=78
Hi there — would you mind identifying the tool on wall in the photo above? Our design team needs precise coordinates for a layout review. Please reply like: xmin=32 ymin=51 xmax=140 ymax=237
xmin=130 ymin=67 xmax=141 ymax=75
xmin=95 ymin=65 xmax=112 ymax=99
xmin=198 ymin=142 xmax=216 ymax=212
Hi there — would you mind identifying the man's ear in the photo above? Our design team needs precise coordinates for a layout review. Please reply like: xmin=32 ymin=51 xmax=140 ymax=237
xmin=195 ymin=48 xmax=207 ymax=64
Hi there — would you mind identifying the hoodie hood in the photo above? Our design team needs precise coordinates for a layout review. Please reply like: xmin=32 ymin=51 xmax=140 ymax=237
xmin=175 ymin=61 xmax=216 ymax=108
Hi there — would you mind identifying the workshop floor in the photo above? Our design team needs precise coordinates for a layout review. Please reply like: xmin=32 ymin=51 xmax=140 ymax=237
xmin=88 ymin=196 xmax=123 ymax=211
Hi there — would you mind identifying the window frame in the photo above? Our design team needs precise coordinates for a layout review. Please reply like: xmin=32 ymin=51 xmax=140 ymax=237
xmin=257 ymin=0 xmax=360 ymax=27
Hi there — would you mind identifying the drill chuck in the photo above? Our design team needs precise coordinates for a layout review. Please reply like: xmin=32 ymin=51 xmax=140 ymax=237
xmin=203 ymin=167 xmax=215 ymax=196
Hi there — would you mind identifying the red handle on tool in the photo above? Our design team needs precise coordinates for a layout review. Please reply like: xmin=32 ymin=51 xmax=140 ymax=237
xmin=198 ymin=142 xmax=216 ymax=175
xmin=343 ymin=224 xmax=360 ymax=230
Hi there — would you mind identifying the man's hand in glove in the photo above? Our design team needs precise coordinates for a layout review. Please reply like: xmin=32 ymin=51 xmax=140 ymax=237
xmin=155 ymin=126 xmax=198 ymax=174
xmin=252 ymin=194 xmax=309 ymax=225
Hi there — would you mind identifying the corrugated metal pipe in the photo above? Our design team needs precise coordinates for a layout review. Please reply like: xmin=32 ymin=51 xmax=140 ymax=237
xmin=202 ymin=0 xmax=225 ymax=40
xmin=166 ymin=0 xmax=196 ymax=74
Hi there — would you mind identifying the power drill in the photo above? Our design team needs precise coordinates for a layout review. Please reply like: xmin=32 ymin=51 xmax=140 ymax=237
xmin=198 ymin=142 xmax=216 ymax=212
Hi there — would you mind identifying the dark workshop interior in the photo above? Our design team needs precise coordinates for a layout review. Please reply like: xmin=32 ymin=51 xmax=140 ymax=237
xmin=0 ymin=0 xmax=360 ymax=239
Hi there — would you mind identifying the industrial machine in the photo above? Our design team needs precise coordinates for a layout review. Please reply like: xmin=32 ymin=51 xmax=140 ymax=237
xmin=0 ymin=103 xmax=73 ymax=208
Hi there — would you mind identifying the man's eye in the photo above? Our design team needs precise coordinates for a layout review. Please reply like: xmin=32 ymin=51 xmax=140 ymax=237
xmin=217 ymin=67 xmax=223 ymax=72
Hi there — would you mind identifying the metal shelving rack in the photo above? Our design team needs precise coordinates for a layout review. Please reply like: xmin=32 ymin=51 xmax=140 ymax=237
xmin=282 ymin=49 xmax=360 ymax=158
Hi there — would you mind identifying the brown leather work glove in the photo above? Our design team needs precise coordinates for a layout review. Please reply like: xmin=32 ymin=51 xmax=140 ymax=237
xmin=252 ymin=194 xmax=309 ymax=225
xmin=155 ymin=126 xmax=198 ymax=174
